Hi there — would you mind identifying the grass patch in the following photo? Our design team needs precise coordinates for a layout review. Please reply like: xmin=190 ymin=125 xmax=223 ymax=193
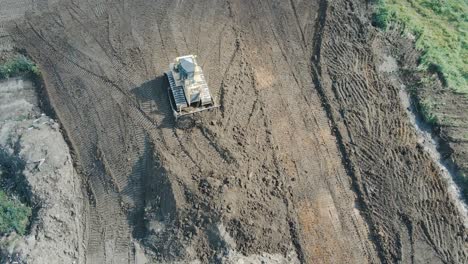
xmin=458 ymin=172 xmax=468 ymax=202
xmin=0 ymin=151 xmax=33 ymax=236
xmin=372 ymin=0 xmax=467 ymax=94
xmin=372 ymin=6 xmax=390 ymax=29
xmin=0 ymin=55 xmax=40 ymax=80
xmin=0 ymin=190 xmax=31 ymax=235
xmin=418 ymin=99 xmax=438 ymax=125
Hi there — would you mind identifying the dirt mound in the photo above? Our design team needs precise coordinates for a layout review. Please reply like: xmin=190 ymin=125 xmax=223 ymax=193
xmin=0 ymin=77 xmax=85 ymax=263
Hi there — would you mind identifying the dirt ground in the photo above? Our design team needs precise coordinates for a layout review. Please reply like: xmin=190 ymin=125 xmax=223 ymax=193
xmin=381 ymin=27 xmax=468 ymax=201
xmin=314 ymin=2 xmax=466 ymax=262
xmin=0 ymin=0 xmax=466 ymax=263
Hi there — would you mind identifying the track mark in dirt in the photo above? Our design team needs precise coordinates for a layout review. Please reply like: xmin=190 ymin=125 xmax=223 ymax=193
xmin=3 ymin=0 xmax=465 ymax=263
xmin=289 ymin=0 xmax=306 ymax=49
xmin=311 ymin=1 xmax=467 ymax=263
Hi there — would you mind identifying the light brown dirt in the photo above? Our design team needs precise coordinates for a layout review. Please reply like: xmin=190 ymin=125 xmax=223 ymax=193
xmin=0 ymin=0 xmax=466 ymax=263
xmin=0 ymin=77 xmax=85 ymax=263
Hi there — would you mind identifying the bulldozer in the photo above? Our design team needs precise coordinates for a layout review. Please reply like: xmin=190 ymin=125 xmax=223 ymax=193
xmin=165 ymin=55 xmax=218 ymax=119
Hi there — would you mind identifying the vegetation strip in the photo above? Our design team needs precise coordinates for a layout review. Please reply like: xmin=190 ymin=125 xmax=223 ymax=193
xmin=0 ymin=56 xmax=38 ymax=236
xmin=372 ymin=0 xmax=467 ymax=94
xmin=0 ymin=55 xmax=40 ymax=80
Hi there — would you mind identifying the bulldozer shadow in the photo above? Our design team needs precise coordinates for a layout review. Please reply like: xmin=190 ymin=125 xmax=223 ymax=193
xmin=174 ymin=115 xmax=196 ymax=130
xmin=131 ymin=76 xmax=182 ymax=129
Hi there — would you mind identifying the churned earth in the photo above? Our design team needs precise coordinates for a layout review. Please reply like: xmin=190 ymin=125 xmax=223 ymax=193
xmin=0 ymin=0 xmax=466 ymax=263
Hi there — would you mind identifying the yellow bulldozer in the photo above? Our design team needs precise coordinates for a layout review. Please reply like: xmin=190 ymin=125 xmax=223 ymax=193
xmin=165 ymin=55 xmax=218 ymax=119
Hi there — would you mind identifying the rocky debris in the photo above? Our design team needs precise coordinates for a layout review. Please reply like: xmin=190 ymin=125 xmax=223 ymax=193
xmin=0 ymin=77 xmax=86 ymax=263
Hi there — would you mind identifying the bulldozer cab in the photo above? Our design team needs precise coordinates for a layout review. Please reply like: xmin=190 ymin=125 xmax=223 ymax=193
xmin=164 ymin=55 xmax=218 ymax=119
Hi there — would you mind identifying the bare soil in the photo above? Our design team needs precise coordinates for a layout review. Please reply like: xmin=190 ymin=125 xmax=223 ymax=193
xmin=315 ymin=2 xmax=466 ymax=262
xmin=381 ymin=26 xmax=468 ymax=201
xmin=0 ymin=0 xmax=466 ymax=263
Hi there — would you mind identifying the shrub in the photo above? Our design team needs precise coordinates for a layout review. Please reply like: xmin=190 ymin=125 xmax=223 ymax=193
xmin=418 ymin=99 xmax=438 ymax=125
xmin=0 ymin=56 xmax=40 ymax=80
xmin=458 ymin=171 xmax=468 ymax=202
xmin=0 ymin=190 xmax=31 ymax=235
xmin=463 ymin=177 xmax=467 ymax=198
xmin=372 ymin=7 xmax=390 ymax=29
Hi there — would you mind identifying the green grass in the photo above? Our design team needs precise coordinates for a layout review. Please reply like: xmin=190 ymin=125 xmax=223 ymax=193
xmin=459 ymin=172 xmax=468 ymax=202
xmin=418 ymin=98 xmax=438 ymax=125
xmin=372 ymin=6 xmax=390 ymax=29
xmin=0 ymin=153 xmax=33 ymax=236
xmin=372 ymin=0 xmax=467 ymax=94
xmin=0 ymin=190 xmax=31 ymax=235
xmin=0 ymin=55 xmax=40 ymax=80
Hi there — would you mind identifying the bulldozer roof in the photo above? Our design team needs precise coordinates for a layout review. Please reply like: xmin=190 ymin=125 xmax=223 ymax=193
xmin=179 ymin=57 xmax=196 ymax=73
